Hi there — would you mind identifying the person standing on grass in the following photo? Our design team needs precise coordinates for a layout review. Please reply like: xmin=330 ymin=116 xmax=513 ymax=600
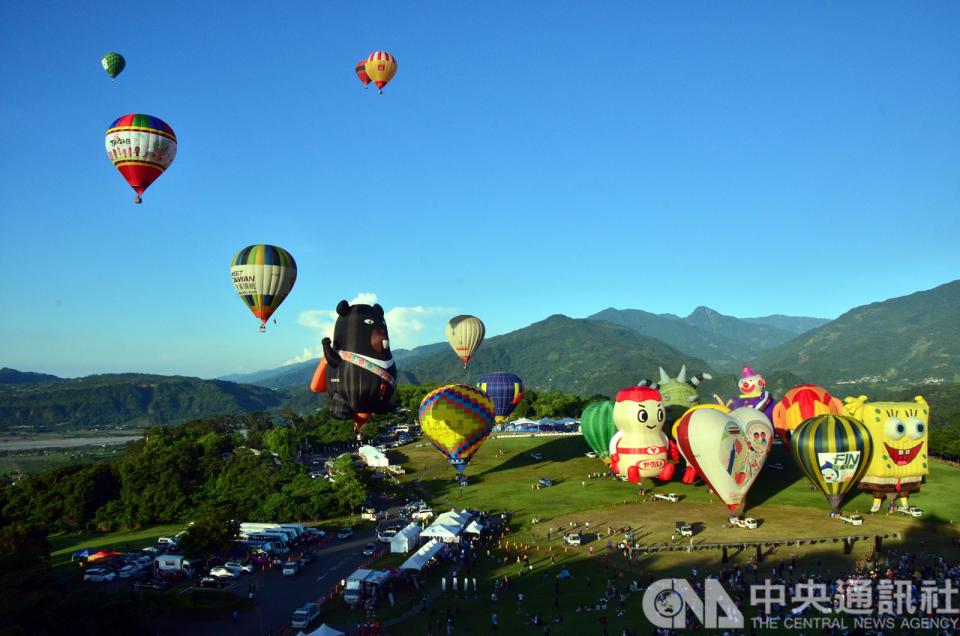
xmin=491 ymin=612 xmax=498 ymax=630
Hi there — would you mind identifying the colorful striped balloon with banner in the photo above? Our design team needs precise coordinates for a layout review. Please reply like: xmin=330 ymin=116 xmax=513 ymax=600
xmin=791 ymin=413 xmax=873 ymax=512
xmin=105 ymin=114 xmax=176 ymax=203
xmin=230 ymin=244 xmax=297 ymax=332
xmin=419 ymin=385 xmax=495 ymax=473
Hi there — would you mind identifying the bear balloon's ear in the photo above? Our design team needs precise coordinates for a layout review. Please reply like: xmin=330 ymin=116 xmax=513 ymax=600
xmin=336 ymin=300 xmax=350 ymax=316
xmin=373 ymin=304 xmax=384 ymax=317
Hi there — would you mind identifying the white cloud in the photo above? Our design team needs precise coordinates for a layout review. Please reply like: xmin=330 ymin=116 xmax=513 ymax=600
xmin=283 ymin=293 xmax=455 ymax=365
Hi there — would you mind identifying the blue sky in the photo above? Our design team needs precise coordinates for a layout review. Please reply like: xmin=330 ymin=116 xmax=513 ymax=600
xmin=1 ymin=2 xmax=958 ymax=378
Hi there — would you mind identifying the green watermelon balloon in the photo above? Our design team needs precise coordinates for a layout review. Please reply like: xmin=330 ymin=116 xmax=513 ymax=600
xmin=581 ymin=400 xmax=617 ymax=464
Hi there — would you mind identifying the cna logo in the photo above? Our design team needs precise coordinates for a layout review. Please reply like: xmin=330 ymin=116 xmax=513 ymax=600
xmin=642 ymin=578 xmax=744 ymax=629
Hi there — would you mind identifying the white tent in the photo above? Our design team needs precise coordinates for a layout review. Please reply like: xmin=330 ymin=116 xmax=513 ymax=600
xmin=400 ymin=538 xmax=445 ymax=571
xmin=299 ymin=624 xmax=345 ymax=636
xmin=390 ymin=522 xmax=421 ymax=553
xmin=420 ymin=523 xmax=461 ymax=543
xmin=358 ymin=445 xmax=389 ymax=468
xmin=464 ymin=519 xmax=484 ymax=534
xmin=556 ymin=417 xmax=579 ymax=424
xmin=511 ymin=417 xmax=537 ymax=426
xmin=434 ymin=509 xmax=472 ymax=529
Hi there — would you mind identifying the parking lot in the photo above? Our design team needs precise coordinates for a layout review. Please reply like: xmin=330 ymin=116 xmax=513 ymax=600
xmin=152 ymin=526 xmax=380 ymax=636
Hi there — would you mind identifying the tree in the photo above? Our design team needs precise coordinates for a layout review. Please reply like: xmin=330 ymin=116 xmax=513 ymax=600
xmin=263 ymin=426 xmax=298 ymax=461
xmin=0 ymin=522 xmax=50 ymax=570
xmin=177 ymin=512 xmax=239 ymax=559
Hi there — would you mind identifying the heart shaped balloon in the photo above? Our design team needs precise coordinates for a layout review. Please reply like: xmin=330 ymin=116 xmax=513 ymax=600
xmin=674 ymin=406 xmax=773 ymax=513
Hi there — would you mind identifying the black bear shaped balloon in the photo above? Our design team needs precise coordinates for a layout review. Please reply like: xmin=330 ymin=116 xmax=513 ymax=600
xmin=310 ymin=300 xmax=397 ymax=431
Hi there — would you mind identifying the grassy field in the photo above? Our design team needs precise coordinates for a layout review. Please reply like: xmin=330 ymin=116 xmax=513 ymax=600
xmin=315 ymin=434 xmax=960 ymax=634
xmin=49 ymin=524 xmax=185 ymax=570
xmin=0 ymin=446 xmax=123 ymax=475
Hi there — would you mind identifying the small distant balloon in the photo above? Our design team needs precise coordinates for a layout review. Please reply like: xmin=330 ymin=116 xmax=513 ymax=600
xmin=355 ymin=60 xmax=371 ymax=88
xmin=445 ymin=315 xmax=485 ymax=368
xmin=101 ymin=52 xmax=125 ymax=79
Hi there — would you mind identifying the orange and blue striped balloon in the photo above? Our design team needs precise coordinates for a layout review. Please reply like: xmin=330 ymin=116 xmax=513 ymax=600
xmin=419 ymin=385 xmax=495 ymax=473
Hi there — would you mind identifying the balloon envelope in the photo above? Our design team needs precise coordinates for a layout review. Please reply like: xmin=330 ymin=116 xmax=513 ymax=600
xmin=105 ymin=114 xmax=176 ymax=203
xmin=790 ymin=414 xmax=873 ymax=512
xmin=230 ymin=244 xmax=297 ymax=331
xmin=477 ymin=372 xmax=523 ymax=422
xmin=364 ymin=51 xmax=397 ymax=92
xmin=101 ymin=52 xmax=125 ymax=79
xmin=773 ymin=385 xmax=844 ymax=441
xmin=445 ymin=315 xmax=485 ymax=367
xmin=419 ymin=385 xmax=495 ymax=473
xmin=580 ymin=401 xmax=617 ymax=462
xmin=674 ymin=406 xmax=773 ymax=513
xmin=355 ymin=60 xmax=371 ymax=86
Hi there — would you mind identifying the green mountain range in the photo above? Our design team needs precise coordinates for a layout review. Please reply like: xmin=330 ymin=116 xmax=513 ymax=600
xmin=0 ymin=368 xmax=63 ymax=385
xmin=587 ymin=306 xmax=800 ymax=371
xmin=742 ymin=314 xmax=831 ymax=335
xmin=0 ymin=373 xmax=287 ymax=432
xmin=755 ymin=280 xmax=960 ymax=387
xmin=398 ymin=314 xmax=721 ymax=397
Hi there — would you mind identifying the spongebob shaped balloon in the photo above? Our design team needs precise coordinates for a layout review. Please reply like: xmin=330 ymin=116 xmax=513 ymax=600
xmin=844 ymin=395 xmax=930 ymax=513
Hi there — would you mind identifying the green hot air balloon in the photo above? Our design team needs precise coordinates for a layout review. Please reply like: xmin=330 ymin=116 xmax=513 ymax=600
xmin=101 ymin=52 xmax=126 ymax=79
xmin=581 ymin=400 xmax=617 ymax=464
xmin=791 ymin=414 xmax=873 ymax=512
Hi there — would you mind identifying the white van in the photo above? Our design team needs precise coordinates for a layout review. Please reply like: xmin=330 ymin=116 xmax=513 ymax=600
xmin=291 ymin=603 xmax=321 ymax=629
xmin=653 ymin=493 xmax=680 ymax=503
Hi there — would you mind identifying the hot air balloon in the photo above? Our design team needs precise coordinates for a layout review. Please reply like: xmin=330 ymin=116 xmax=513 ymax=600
xmin=419 ymin=385 xmax=495 ymax=473
xmin=773 ymin=384 xmax=844 ymax=442
xmin=580 ymin=401 xmax=617 ymax=464
xmin=477 ymin=372 xmax=523 ymax=423
xmin=445 ymin=315 xmax=485 ymax=368
xmin=310 ymin=301 xmax=397 ymax=434
xmin=791 ymin=414 xmax=873 ymax=512
xmin=364 ymin=51 xmax=397 ymax=94
xmin=658 ymin=365 xmax=712 ymax=424
xmin=101 ymin=52 xmax=125 ymax=79
xmin=355 ymin=60 xmax=371 ymax=88
xmin=230 ymin=245 xmax=297 ymax=332
xmin=105 ymin=114 xmax=176 ymax=203
xmin=671 ymin=404 xmax=729 ymax=484
xmin=844 ymin=395 xmax=929 ymax=513
xmin=674 ymin=406 xmax=773 ymax=513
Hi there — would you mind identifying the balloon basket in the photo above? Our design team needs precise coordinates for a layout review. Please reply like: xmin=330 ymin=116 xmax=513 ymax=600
xmin=259 ymin=325 xmax=266 ymax=333
xmin=134 ymin=195 xmax=142 ymax=204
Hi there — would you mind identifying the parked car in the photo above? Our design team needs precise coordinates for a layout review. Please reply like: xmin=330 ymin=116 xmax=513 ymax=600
xmin=733 ymin=517 xmax=759 ymax=529
xmin=362 ymin=542 xmax=377 ymax=556
xmin=223 ymin=561 xmax=254 ymax=574
xmin=337 ymin=527 xmax=354 ymax=540
xmin=133 ymin=579 xmax=169 ymax=592
xmin=563 ymin=533 xmax=582 ymax=547
xmin=898 ymin=506 xmax=923 ymax=518
xmin=118 ymin=564 xmax=143 ymax=579
xmin=84 ymin=568 xmax=117 ymax=583
xmin=378 ymin=528 xmax=399 ymax=543
xmin=585 ymin=451 xmax=598 ymax=458
xmin=768 ymin=463 xmax=785 ymax=471
xmin=537 ymin=477 xmax=554 ymax=488
xmin=209 ymin=566 xmax=240 ymax=579
xmin=291 ymin=602 xmax=321 ymax=629
xmin=304 ymin=528 xmax=326 ymax=539
xmin=840 ymin=514 xmax=864 ymax=526
xmin=530 ymin=453 xmax=543 ymax=460
xmin=653 ymin=493 xmax=680 ymax=503
xmin=199 ymin=576 xmax=228 ymax=588
xmin=677 ymin=523 xmax=694 ymax=538
xmin=282 ymin=561 xmax=299 ymax=576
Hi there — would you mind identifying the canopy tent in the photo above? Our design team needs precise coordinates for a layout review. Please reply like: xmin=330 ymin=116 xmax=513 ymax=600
xmin=464 ymin=519 xmax=484 ymax=534
xmin=434 ymin=509 xmax=472 ymax=529
xmin=556 ymin=417 xmax=579 ymax=424
xmin=400 ymin=539 xmax=445 ymax=571
xmin=390 ymin=522 xmax=421 ymax=554
xmin=510 ymin=418 xmax=537 ymax=426
xmin=88 ymin=550 xmax=121 ymax=561
xmin=72 ymin=548 xmax=96 ymax=560
xmin=358 ymin=445 xmax=389 ymax=468
xmin=420 ymin=524 xmax=461 ymax=543
xmin=298 ymin=624 xmax=346 ymax=636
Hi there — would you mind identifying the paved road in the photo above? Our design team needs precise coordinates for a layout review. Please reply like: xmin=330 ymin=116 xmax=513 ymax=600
xmin=153 ymin=528 xmax=379 ymax=636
